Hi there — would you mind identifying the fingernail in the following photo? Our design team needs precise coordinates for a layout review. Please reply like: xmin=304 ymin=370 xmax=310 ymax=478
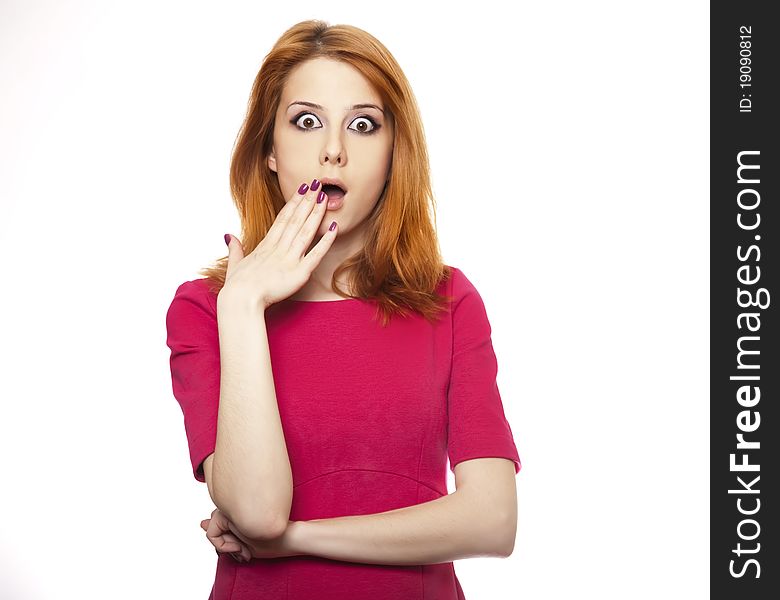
xmin=317 ymin=190 xmax=326 ymax=203
xmin=298 ymin=183 xmax=309 ymax=195
xmin=224 ymin=234 xmax=231 ymax=247
xmin=310 ymin=178 xmax=320 ymax=191
xmin=329 ymin=221 xmax=337 ymax=231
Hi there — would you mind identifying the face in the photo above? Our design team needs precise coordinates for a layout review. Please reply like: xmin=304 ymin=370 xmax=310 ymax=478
xmin=267 ymin=57 xmax=394 ymax=244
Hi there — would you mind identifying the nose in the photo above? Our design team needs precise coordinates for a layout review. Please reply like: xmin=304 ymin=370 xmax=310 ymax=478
xmin=320 ymin=130 xmax=346 ymax=166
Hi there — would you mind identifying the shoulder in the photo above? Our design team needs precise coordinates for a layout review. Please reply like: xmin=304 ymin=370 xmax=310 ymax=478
xmin=442 ymin=265 xmax=483 ymax=308
xmin=171 ymin=278 xmax=217 ymax=309
xmin=166 ymin=278 xmax=218 ymax=326
xmin=441 ymin=266 xmax=495 ymax=339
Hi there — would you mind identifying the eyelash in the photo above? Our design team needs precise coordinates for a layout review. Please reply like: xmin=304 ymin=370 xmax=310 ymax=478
xmin=290 ymin=112 xmax=381 ymax=136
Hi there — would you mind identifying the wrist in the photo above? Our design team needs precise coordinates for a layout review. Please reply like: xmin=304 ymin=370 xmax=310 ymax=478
xmin=217 ymin=286 xmax=269 ymax=315
xmin=286 ymin=520 xmax=311 ymax=556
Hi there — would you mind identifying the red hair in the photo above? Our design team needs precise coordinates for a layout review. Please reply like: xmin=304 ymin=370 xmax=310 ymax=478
xmin=199 ymin=19 xmax=452 ymax=326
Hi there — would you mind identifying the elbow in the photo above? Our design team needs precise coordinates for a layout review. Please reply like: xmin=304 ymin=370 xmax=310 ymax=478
xmin=493 ymin=511 xmax=517 ymax=558
xmin=247 ymin=516 xmax=289 ymax=541
xmin=473 ymin=510 xmax=516 ymax=558
xmin=209 ymin=476 xmax=291 ymax=540
xmin=499 ymin=534 xmax=516 ymax=558
xmin=232 ymin=506 xmax=289 ymax=541
xmin=211 ymin=492 xmax=288 ymax=541
xmin=235 ymin=520 xmax=287 ymax=540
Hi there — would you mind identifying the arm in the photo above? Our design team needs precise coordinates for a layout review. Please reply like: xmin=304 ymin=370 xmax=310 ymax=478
xmin=209 ymin=294 xmax=292 ymax=539
xmin=280 ymin=458 xmax=517 ymax=566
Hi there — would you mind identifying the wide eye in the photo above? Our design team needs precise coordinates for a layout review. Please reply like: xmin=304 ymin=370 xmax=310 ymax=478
xmin=293 ymin=112 xmax=322 ymax=131
xmin=348 ymin=116 xmax=378 ymax=134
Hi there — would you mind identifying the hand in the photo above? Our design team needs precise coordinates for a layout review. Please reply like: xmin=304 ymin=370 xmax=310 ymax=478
xmin=221 ymin=179 xmax=338 ymax=310
xmin=200 ymin=508 xmax=252 ymax=563
xmin=201 ymin=509 xmax=302 ymax=562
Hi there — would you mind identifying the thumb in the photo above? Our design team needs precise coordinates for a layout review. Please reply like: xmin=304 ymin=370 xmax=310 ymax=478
xmin=224 ymin=233 xmax=244 ymax=279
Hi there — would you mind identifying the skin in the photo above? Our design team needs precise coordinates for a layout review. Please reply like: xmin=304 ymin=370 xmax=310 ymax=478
xmin=202 ymin=56 xmax=395 ymax=561
xmin=201 ymin=457 xmax=518 ymax=564
xmin=266 ymin=56 xmax=395 ymax=300
xmin=201 ymin=59 xmax=517 ymax=565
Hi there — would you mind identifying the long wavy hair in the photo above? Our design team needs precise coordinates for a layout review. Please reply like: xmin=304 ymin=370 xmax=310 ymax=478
xmin=199 ymin=19 xmax=452 ymax=327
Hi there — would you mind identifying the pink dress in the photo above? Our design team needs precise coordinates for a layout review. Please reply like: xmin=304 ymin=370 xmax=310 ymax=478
xmin=165 ymin=265 xmax=522 ymax=599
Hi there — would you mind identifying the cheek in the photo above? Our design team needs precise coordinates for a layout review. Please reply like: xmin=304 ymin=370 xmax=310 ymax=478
xmin=273 ymin=122 xmax=316 ymax=164
xmin=378 ymin=136 xmax=394 ymax=175
xmin=272 ymin=141 xmax=311 ymax=195
xmin=276 ymin=136 xmax=311 ymax=168
xmin=358 ymin=140 xmax=393 ymax=181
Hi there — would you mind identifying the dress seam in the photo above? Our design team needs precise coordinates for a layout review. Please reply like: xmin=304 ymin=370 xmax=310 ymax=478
xmin=445 ymin=269 xmax=455 ymax=468
xmin=226 ymin=559 xmax=237 ymax=600
xmin=416 ymin=438 xmax=425 ymax=600
xmin=294 ymin=467 xmax=445 ymax=497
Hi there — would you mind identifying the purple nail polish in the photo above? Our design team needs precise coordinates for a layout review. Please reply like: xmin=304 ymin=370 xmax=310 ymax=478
xmin=310 ymin=179 xmax=320 ymax=191
xmin=298 ymin=183 xmax=309 ymax=195
xmin=329 ymin=221 xmax=337 ymax=231
xmin=224 ymin=234 xmax=230 ymax=247
xmin=317 ymin=190 xmax=326 ymax=203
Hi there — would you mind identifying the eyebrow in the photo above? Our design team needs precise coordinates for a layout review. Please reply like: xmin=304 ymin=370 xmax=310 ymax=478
xmin=287 ymin=100 xmax=385 ymax=114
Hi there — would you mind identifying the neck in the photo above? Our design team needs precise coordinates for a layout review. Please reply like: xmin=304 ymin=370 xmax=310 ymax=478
xmin=297 ymin=219 xmax=368 ymax=298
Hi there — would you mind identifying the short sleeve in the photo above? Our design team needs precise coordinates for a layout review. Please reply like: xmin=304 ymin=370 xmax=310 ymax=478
xmin=165 ymin=279 xmax=220 ymax=483
xmin=447 ymin=268 xmax=522 ymax=474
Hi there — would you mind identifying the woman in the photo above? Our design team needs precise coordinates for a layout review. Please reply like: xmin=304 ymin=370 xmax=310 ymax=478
xmin=166 ymin=19 xmax=522 ymax=600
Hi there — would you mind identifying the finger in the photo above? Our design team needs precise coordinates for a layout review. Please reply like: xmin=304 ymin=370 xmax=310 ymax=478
xmin=230 ymin=546 xmax=252 ymax=563
xmin=229 ymin=540 xmax=252 ymax=562
xmin=241 ymin=544 xmax=252 ymax=561
xmin=277 ymin=180 xmax=321 ymax=252
xmin=289 ymin=187 xmax=331 ymax=259
xmin=262 ymin=181 xmax=312 ymax=248
xmin=200 ymin=519 xmax=210 ymax=531
xmin=226 ymin=522 xmax=255 ymax=548
xmin=224 ymin=233 xmax=244 ymax=281
xmin=222 ymin=529 xmax=253 ymax=561
xmin=300 ymin=220 xmax=338 ymax=273
xmin=212 ymin=513 xmax=245 ymax=550
xmin=213 ymin=537 xmax=240 ymax=552
xmin=219 ymin=533 xmax=245 ymax=549
xmin=206 ymin=511 xmax=230 ymax=540
xmin=206 ymin=529 xmax=242 ymax=553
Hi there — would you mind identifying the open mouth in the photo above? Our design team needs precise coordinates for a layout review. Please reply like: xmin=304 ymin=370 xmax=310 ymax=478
xmin=321 ymin=183 xmax=346 ymax=200
xmin=320 ymin=177 xmax=347 ymax=202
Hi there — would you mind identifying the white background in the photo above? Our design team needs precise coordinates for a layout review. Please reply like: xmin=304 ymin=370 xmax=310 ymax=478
xmin=0 ymin=1 xmax=709 ymax=598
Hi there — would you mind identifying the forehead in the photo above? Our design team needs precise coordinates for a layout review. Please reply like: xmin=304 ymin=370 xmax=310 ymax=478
xmin=281 ymin=57 xmax=383 ymax=108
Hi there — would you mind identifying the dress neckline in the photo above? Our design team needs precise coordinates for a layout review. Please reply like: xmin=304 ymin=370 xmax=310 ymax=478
xmin=285 ymin=297 xmax=361 ymax=304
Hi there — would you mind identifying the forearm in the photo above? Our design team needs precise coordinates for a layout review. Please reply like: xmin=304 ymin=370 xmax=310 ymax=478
xmin=287 ymin=489 xmax=512 ymax=566
xmin=212 ymin=295 xmax=292 ymax=536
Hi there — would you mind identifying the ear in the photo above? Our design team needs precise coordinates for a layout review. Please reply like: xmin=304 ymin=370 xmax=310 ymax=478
xmin=267 ymin=149 xmax=277 ymax=173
